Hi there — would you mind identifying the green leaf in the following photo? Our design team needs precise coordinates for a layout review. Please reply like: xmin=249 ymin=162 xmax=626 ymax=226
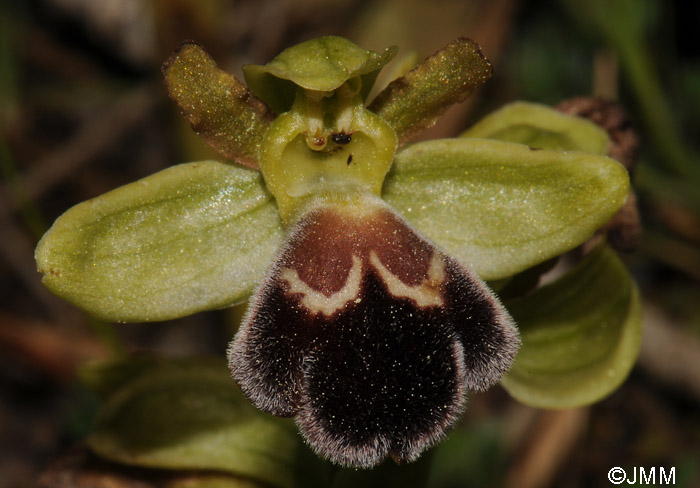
xmin=163 ymin=42 xmax=274 ymax=169
xmin=368 ymin=38 xmax=492 ymax=144
xmin=427 ymin=421 xmax=506 ymax=488
xmin=243 ymin=36 xmax=396 ymax=114
xmin=88 ymin=357 xmax=331 ymax=488
xmin=331 ymin=454 xmax=433 ymax=488
xmin=500 ymin=244 xmax=642 ymax=408
xmin=168 ymin=475 xmax=269 ymax=488
xmin=563 ymin=0 xmax=697 ymax=179
xmin=35 ymin=161 xmax=283 ymax=322
xmin=79 ymin=354 xmax=163 ymax=399
xmin=461 ymin=101 xmax=610 ymax=154
xmin=383 ymin=138 xmax=629 ymax=280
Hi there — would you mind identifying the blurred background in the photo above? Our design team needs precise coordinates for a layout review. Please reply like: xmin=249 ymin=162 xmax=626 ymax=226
xmin=0 ymin=0 xmax=699 ymax=486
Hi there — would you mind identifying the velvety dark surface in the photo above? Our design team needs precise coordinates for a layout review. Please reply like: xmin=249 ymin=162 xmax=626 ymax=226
xmin=230 ymin=203 xmax=519 ymax=467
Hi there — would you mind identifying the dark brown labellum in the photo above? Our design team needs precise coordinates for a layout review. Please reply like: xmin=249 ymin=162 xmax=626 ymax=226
xmin=228 ymin=197 xmax=519 ymax=468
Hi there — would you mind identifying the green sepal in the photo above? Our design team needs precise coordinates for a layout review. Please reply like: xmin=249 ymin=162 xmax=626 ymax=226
xmin=500 ymin=244 xmax=643 ymax=408
xmin=461 ymin=101 xmax=610 ymax=154
xmin=383 ymin=138 xmax=629 ymax=280
xmin=163 ymin=42 xmax=274 ymax=169
xmin=87 ymin=356 xmax=332 ymax=488
xmin=35 ymin=161 xmax=283 ymax=322
xmin=243 ymin=36 xmax=397 ymax=114
xmin=369 ymin=38 xmax=492 ymax=144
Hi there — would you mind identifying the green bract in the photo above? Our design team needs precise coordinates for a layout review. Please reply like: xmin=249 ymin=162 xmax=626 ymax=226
xmin=461 ymin=101 xmax=610 ymax=154
xmin=84 ymin=357 xmax=331 ymax=488
xmin=501 ymin=244 xmax=642 ymax=408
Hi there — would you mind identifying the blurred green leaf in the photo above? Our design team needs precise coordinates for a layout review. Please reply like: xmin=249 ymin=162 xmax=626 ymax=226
xmin=88 ymin=357 xmax=332 ymax=488
xmin=243 ymin=36 xmax=396 ymax=114
xmin=383 ymin=138 xmax=629 ymax=280
xmin=168 ymin=476 xmax=268 ymax=488
xmin=0 ymin=1 xmax=19 ymax=122
xmin=503 ymin=10 xmax=592 ymax=105
xmin=80 ymin=354 xmax=182 ymax=400
xmin=163 ymin=42 xmax=274 ymax=169
xmin=563 ymin=0 xmax=657 ymax=53
xmin=426 ymin=421 xmax=505 ymax=488
xmin=501 ymin=244 xmax=642 ymax=408
xmin=35 ymin=161 xmax=283 ymax=322
xmin=369 ymin=38 xmax=492 ymax=144
xmin=461 ymin=101 xmax=609 ymax=154
xmin=563 ymin=0 xmax=697 ymax=179
xmin=331 ymin=453 xmax=433 ymax=488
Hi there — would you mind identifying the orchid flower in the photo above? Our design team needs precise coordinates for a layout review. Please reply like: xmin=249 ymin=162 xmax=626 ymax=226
xmin=35 ymin=36 xmax=632 ymax=469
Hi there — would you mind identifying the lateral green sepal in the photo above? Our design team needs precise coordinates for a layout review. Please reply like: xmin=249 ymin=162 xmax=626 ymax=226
xmin=35 ymin=161 xmax=283 ymax=322
xmin=383 ymin=138 xmax=629 ymax=280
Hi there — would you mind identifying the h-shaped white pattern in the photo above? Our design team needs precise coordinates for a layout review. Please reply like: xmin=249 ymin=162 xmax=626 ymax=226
xmin=280 ymin=251 xmax=446 ymax=316
xmin=280 ymin=255 xmax=363 ymax=316
xmin=368 ymin=252 xmax=445 ymax=308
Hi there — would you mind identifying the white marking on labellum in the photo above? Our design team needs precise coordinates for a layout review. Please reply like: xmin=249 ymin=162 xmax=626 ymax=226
xmin=369 ymin=252 xmax=445 ymax=307
xmin=280 ymin=254 xmax=363 ymax=316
